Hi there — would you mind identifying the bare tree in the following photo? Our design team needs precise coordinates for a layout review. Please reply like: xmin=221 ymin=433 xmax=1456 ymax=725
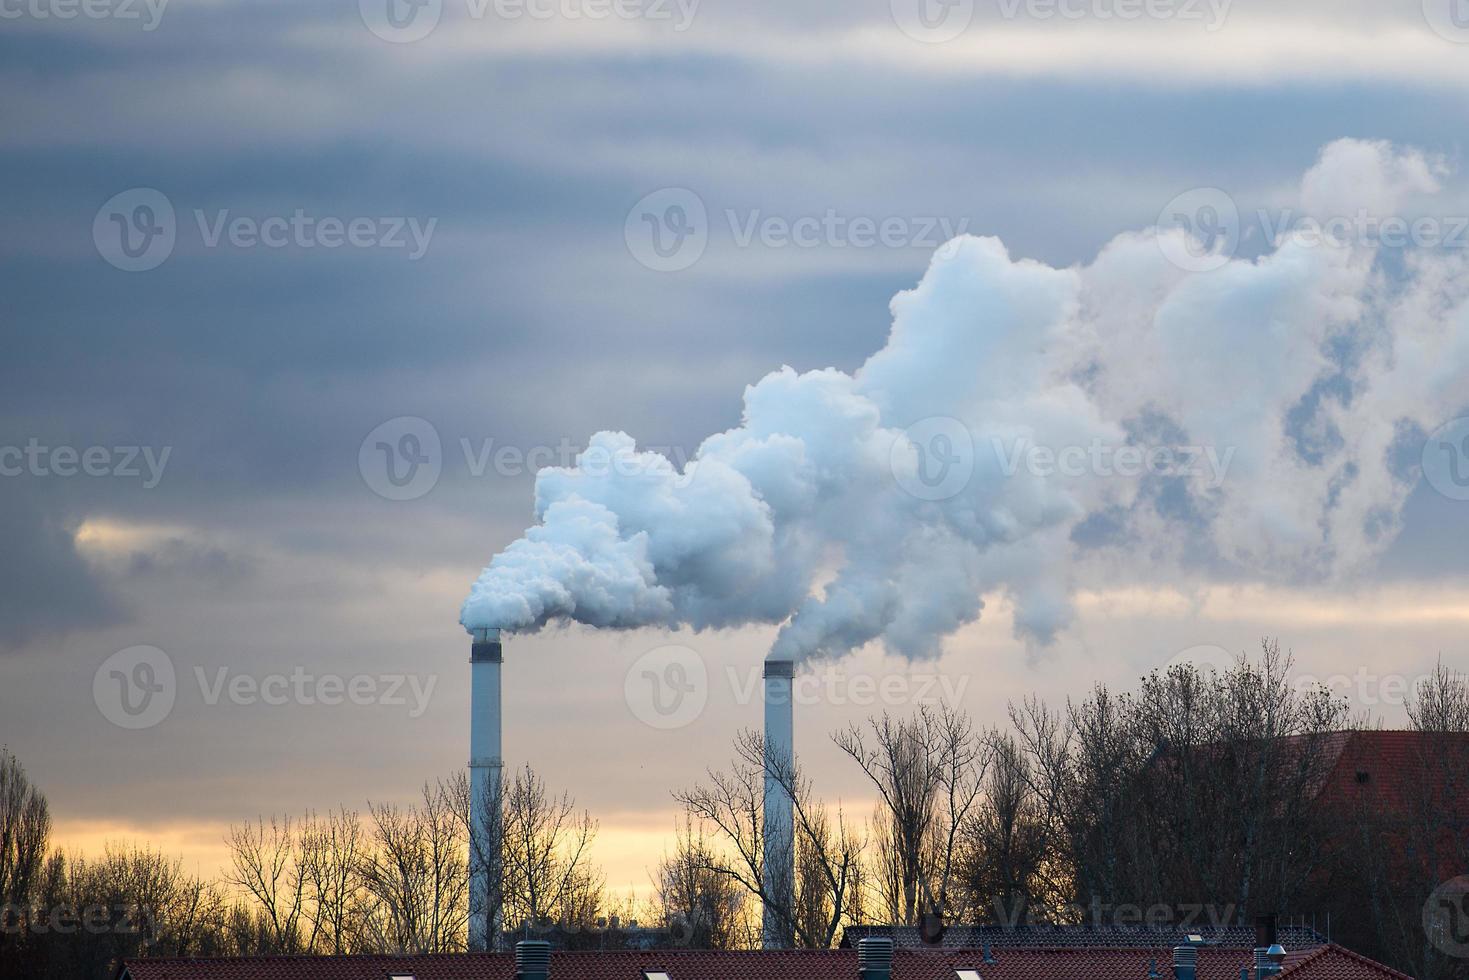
xmin=222 ymin=816 xmax=309 ymax=953
xmin=35 ymin=843 xmax=231 ymax=977
xmin=650 ymin=816 xmax=751 ymax=949
xmin=834 ymin=705 xmax=986 ymax=927
xmin=1407 ymin=656 xmax=1469 ymax=732
xmin=356 ymin=781 xmax=468 ymax=953
xmin=297 ymin=810 xmax=365 ymax=954
xmin=1345 ymin=658 xmax=1469 ymax=980
xmin=1007 ymin=639 xmax=1350 ymax=924
xmin=675 ymin=729 xmax=862 ymax=949
xmin=956 ymin=731 xmax=1055 ymax=925
xmin=497 ymin=764 xmax=601 ymax=930
xmin=0 ymin=747 xmax=51 ymax=929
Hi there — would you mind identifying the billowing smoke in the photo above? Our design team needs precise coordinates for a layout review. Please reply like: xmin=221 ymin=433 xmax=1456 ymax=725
xmin=462 ymin=139 xmax=1469 ymax=663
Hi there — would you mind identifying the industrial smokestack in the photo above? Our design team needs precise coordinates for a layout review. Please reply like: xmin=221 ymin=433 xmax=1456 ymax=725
xmin=469 ymin=627 xmax=504 ymax=952
xmin=762 ymin=658 xmax=795 ymax=950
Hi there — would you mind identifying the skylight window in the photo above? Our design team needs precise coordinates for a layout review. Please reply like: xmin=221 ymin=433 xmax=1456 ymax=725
xmin=955 ymin=971 xmax=983 ymax=980
xmin=643 ymin=972 xmax=673 ymax=980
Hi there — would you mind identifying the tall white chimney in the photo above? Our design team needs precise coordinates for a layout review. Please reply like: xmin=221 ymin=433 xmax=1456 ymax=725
xmin=469 ymin=627 xmax=504 ymax=951
xmin=762 ymin=658 xmax=795 ymax=949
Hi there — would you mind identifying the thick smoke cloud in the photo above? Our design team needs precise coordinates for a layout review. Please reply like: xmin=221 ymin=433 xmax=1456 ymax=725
xmin=462 ymin=139 xmax=1469 ymax=663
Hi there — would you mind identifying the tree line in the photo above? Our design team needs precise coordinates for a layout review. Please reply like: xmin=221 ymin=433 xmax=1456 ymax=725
xmin=2 ymin=639 xmax=1465 ymax=978
xmin=666 ymin=640 xmax=1469 ymax=979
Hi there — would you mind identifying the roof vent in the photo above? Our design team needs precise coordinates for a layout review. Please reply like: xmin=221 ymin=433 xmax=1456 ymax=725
xmin=859 ymin=936 xmax=895 ymax=980
xmin=515 ymin=939 xmax=552 ymax=980
xmin=1172 ymin=944 xmax=1198 ymax=980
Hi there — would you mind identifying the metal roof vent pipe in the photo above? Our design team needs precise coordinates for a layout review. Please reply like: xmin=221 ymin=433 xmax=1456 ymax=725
xmin=515 ymin=939 xmax=552 ymax=980
xmin=1254 ymin=913 xmax=1282 ymax=979
xmin=858 ymin=936 xmax=895 ymax=980
xmin=1172 ymin=944 xmax=1198 ymax=980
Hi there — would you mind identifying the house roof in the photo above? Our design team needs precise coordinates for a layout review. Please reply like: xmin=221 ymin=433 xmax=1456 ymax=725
xmin=117 ymin=943 xmax=1408 ymax=980
xmin=1307 ymin=730 xmax=1469 ymax=813
xmin=840 ymin=923 xmax=1327 ymax=950
xmin=1276 ymin=944 xmax=1416 ymax=980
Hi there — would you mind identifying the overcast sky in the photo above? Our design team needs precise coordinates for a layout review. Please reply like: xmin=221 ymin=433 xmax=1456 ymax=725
xmin=2 ymin=0 xmax=1469 ymax=897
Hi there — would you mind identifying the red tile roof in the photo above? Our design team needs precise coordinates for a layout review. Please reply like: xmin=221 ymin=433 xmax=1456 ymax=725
xmin=1308 ymin=730 xmax=1469 ymax=814
xmin=1276 ymin=944 xmax=1415 ymax=980
xmin=117 ymin=943 xmax=1410 ymax=980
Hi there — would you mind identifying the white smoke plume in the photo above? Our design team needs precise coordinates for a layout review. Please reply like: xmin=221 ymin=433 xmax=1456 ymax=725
xmin=462 ymin=139 xmax=1469 ymax=663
